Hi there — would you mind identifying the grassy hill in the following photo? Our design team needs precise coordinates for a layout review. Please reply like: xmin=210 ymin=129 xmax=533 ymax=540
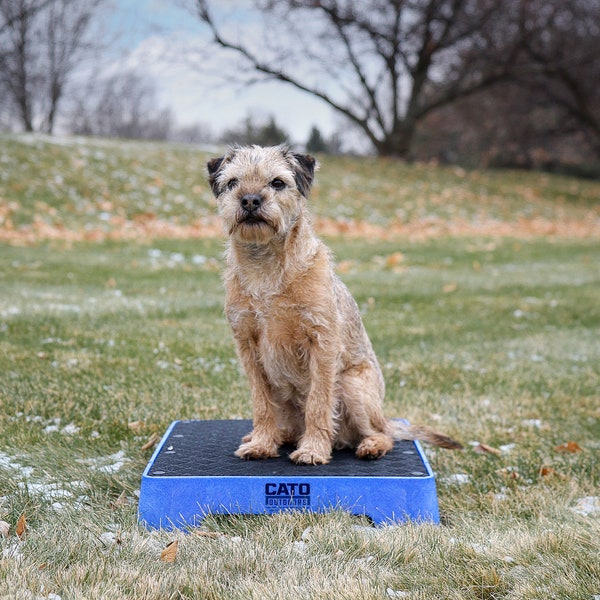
xmin=0 ymin=134 xmax=599 ymax=599
xmin=1 ymin=133 xmax=599 ymax=244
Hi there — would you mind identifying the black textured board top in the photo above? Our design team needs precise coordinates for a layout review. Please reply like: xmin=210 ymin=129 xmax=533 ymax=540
xmin=148 ymin=420 xmax=430 ymax=478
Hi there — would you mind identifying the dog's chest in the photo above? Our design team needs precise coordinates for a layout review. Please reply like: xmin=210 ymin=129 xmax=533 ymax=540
xmin=230 ymin=296 xmax=325 ymax=384
xmin=256 ymin=299 xmax=312 ymax=352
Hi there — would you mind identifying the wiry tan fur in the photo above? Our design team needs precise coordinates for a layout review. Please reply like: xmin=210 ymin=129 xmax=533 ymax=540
xmin=207 ymin=145 xmax=462 ymax=465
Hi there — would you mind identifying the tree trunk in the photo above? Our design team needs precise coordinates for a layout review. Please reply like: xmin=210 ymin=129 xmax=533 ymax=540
xmin=374 ymin=122 xmax=416 ymax=159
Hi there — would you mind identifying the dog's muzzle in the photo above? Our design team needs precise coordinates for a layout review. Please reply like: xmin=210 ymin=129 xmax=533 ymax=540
xmin=239 ymin=194 xmax=266 ymax=224
xmin=241 ymin=194 xmax=263 ymax=213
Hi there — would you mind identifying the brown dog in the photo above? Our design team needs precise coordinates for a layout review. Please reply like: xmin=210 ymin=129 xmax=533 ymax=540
xmin=207 ymin=145 xmax=461 ymax=465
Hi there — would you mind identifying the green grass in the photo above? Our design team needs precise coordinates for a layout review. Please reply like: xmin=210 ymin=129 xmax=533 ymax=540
xmin=1 ymin=135 xmax=599 ymax=598
xmin=2 ymin=133 xmax=599 ymax=239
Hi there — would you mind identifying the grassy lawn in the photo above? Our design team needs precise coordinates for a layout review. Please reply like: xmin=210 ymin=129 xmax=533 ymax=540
xmin=1 ymin=135 xmax=599 ymax=599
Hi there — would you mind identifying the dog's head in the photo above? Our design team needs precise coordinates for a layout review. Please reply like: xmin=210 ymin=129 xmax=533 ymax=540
xmin=207 ymin=145 xmax=317 ymax=244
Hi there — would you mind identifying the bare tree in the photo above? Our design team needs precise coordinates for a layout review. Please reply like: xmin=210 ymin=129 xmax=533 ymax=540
xmin=514 ymin=0 xmax=600 ymax=158
xmin=197 ymin=0 xmax=520 ymax=158
xmin=410 ymin=0 xmax=600 ymax=173
xmin=70 ymin=70 xmax=174 ymax=141
xmin=0 ymin=0 xmax=105 ymax=133
xmin=0 ymin=0 xmax=42 ymax=131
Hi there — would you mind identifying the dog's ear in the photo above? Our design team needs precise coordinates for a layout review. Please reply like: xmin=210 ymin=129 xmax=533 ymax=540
xmin=290 ymin=153 xmax=317 ymax=197
xmin=207 ymin=156 xmax=225 ymax=197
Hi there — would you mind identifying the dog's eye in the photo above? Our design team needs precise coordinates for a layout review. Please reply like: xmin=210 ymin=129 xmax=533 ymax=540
xmin=270 ymin=178 xmax=286 ymax=190
xmin=226 ymin=178 xmax=238 ymax=191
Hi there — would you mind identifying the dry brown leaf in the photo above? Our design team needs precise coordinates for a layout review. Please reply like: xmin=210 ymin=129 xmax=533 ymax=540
xmin=16 ymin=513 xmax=27 ymax=539
xmin=141 ymin=432 xmax=160 ymax=451
xmin=192 ymin=530 xmax=223 ymax=539
xmin=385 ymin=252 xmax=405 ymax=267
xmin=160 ymin=540 xmax=178 ymax=563
xmin=554 ymin=441 xmax=583 ymax=454
xmin=111 ymin=490 xmax=129 ymax=509
xmin=442 ymin=282 xmax=458 ymax=293
xmin=496 ymin=467 xmax=520 ymax=480
xmin=539 ymin=466 xmax=568 ymax=479
xmin=0 ymin=520 xmax=10 ymax=538
xmin=336 ymin=260 xmax=354 ymax=274
xmin=473 ymin=443 xmax=501 ymax=457
xmin=128 ymin=420 xmax=144 ymax=432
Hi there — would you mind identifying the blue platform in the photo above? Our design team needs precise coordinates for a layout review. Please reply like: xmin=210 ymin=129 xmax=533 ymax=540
xmin=138 ymin=419 xmax=440 ymax=529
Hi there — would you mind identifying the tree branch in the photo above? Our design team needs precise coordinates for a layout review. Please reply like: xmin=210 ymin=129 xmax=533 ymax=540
xmin=197 ymin=0 xmax=381 ymax=147
xmin=313 ymin=2 xmax=387 ymax=133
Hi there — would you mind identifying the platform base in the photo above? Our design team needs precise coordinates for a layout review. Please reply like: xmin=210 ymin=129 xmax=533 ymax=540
xmin=138 ymin=419 xmax=440 ymax=529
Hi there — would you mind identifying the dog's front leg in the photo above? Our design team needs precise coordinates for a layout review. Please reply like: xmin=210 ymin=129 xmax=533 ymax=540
xmin=289 ymin=348 xmax=336 ymax=465
xmin=233 ymin=337 xmax=281 ymax=460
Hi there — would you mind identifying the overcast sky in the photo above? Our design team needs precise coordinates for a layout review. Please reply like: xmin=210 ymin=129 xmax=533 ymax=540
xmin=105 ymin=0 xmax=337 ymax=144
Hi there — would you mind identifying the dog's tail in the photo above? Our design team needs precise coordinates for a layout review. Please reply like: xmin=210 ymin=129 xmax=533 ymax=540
xmin=390 ymin=420 xmax=463 ymax=450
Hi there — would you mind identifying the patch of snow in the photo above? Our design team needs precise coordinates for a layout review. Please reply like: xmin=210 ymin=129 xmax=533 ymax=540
xmin=571 ymin=496 xmax=600 ymax=517
xmin=78 ymin=450 xmax=128 ymax=474
xmin=440 ymin=473 xmax=470 ymax=485
xmin=521 ymin=419 xmax=543 ymax=429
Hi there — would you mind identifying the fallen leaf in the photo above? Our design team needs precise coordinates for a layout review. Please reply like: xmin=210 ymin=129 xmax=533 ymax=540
xmin=0 ymin=521 xmax=9 ymax=538
xmin=554 ymin=441 xmax=582 ymax=454
xmin=496 ymin=467 xmax=520 ymax=480
xmin=110 ymin=490 xmax=129 ymax=509
xmin=473 ymin=443 xmax=501 ymax=456
xmin=442 ymin=282 xmax=458 ymax=293
xmin=539 ymin=466 xmax=567 ymax=479
xmin=160 ymin=540 xmax=178 ymax=563
xmin=128 ymin=420 xmax=144 ymax=432
xmin=385 ymin=252 xmax=405 ymax=267
xmin=16 ymin=513 xmax=27 ymax=539
xmin=141 ymin=432 xmax=160 ymax=451
xmin=192 ymin=530 xmax=223 ymax=539
xmin=336 ymin=260 xmax=354 ymax=274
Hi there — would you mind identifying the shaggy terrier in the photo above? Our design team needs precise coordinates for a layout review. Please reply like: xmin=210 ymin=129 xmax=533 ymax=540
xmin=207 ymin=145 xmax=461 ymax=465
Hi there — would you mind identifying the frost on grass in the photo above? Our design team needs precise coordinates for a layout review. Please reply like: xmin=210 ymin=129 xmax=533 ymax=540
xmin=77 ymin=450 xmax=128 ymax=474
xmin=0 ymin=444 xmax=127 ymax=510
xmin=0 ymin=448 xmax=91 ymax=510
xmin=11 ymin=414 xmax=82 ymax=437
xmin=42 ymin=420 xmax=80 ymax=435
xmin=440 ymin=473 xmax=470 ymax=485
xmin=0 ymin=451 xmax=32 ymax=476
xmin=571 ymin=496 xmax=600 ymax=517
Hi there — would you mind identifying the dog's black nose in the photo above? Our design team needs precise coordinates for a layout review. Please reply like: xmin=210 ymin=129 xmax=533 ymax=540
xmin=240 ymin=194 xmax=263 ymax=213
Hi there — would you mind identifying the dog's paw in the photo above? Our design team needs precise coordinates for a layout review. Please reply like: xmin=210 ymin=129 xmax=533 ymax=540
xmin=235 ymin=440 xmax=279 ymax=460
xmin=355 ymin=435 xmax=394 ymax=460
xmin=289 ymin=447 xmax=331 ymax=465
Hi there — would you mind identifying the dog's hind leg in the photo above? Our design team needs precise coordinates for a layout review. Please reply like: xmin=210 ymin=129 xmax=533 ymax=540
xmin=335 ymin=364 xmax=395 ymax=459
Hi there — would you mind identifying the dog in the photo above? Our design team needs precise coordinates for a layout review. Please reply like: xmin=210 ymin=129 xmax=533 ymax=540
xmin=207 ymin=145 xmax=461 ymax=465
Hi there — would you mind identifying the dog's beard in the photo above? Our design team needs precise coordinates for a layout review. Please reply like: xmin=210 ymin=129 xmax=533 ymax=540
xmin=221 ymin=197 xmax=301 ymax=245
xmin=230 ymin=211 xmax=279 ymax=243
